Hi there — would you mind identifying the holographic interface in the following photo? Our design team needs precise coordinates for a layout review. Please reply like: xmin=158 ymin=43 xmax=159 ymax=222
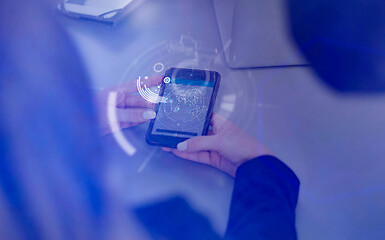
xmin=151 ymin=78 xmax=214 ymax=138
xmin=137 ymin=76 xmax=167 ymax=103
xmin=115 ymin=36 xmax=229 ymax=154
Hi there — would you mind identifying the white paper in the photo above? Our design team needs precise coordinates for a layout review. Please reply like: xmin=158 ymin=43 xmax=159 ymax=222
xmin=63 ymin=0 xmax=133 ymax=16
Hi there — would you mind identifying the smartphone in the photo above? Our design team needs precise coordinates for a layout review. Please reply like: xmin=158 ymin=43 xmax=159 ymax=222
xmin=146 ymin=68 xmax=221 ymax=148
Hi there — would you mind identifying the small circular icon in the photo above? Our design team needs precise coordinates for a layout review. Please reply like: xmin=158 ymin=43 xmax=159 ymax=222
xmin=153 ymin=62 xmax=164 ymax=73
xmin=163 ymin=77 xmax=171 ymax=83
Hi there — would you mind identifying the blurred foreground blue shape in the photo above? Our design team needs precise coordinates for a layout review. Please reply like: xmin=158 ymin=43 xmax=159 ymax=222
xmin=0 ymin=0 xmax=105 ymax=239
xmin=135 ymin=196 xmax=221 ymax=240
xmin=288 ymin=0 xmax=385 ymax=92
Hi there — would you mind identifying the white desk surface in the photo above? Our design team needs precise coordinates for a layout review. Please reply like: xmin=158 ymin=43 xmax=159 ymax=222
xmin=60 ymin=0 xmax=385 ymax=238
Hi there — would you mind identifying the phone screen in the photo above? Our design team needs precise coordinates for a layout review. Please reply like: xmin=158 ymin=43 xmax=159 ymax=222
xmin=146 ymin=68 xmax=220 ymax=147
xmin=152 ymin=78 xmax=214 ymax=137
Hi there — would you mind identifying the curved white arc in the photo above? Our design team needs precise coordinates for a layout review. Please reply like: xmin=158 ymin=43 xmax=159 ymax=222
xmin=136 ymin=76 xmax=164 ymax=103
xmin=107 ymin=92 xmax=136 ymax=156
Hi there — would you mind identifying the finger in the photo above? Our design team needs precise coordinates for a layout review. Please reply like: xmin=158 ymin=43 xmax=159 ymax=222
xmin=171 ymin=150 xmax=211 ymax=165
xmin=139 ymin=75 xmax=164 ymax=89
xmin=103 ymin=120 xmax=147 ymax=136
xmin=116 ymin=108 xmax=156 ymax=123
xmin=210 ymin=112 xmax=231 ymax=133
xmin=176 ymin=135 xmax=218 ymax=152
xmin=211 ymin=112 xmax=227 ymax=126
xmin=161 ymin=147 xmax=173 ymax=152
xmin=120 ymin=122 xmax=143 ymax=129
xmin=172 ymin=149 xmax=236 ymax=177
xmin=124 ymin=95 xmax=155 ymax=109
xmin=111 ymin=75 xmax=163 ymax=94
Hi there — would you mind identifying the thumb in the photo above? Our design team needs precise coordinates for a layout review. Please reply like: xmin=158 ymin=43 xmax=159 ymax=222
xmin=177 ymin=135 xmax=218 ymax=152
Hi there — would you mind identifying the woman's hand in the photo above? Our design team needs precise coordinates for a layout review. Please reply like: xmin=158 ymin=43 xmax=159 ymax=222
xmin=96 ymin=76 xmax=162 ymax=136
xmin=162 ymin=113 xmax=273 ymax=177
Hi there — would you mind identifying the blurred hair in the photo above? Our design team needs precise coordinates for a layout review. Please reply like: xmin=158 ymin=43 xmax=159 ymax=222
xmin=288 ymin=0 xmax=385 ymax=92
xmin=0 ymin=0 xmax=110 ymax=239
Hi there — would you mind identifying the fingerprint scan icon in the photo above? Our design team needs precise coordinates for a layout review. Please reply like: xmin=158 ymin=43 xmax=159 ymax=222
xmin=137 ymin=76 xmax=166 ymax=103
xmin=163 ymin=77 xmax=171 ymax=84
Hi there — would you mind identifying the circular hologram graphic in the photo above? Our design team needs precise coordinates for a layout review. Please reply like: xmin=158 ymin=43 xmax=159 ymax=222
xmin=163 ymin=77 xmax=171 ymax=84
xmin=163 ymin=88 xmax=205 ymax=123
xmin=153 ymin=62 xmax=164 ymax=72
xmin=136 ymin=76 xmax=166 ymax=103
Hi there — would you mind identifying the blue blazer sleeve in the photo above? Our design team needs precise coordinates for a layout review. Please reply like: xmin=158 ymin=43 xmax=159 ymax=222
xmin=225 ymin=155 xmax=300 ymax=240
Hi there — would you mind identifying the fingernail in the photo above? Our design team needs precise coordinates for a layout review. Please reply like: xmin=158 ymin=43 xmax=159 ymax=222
xmin=177 ymin=141 xmax=187 ymax=151
xmin=143 ymin=111 xmax=156 ymax=119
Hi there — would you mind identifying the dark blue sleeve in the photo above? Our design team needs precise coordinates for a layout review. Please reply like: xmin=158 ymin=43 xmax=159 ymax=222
xmin=225 ymin=155 xmax=300 ymax=240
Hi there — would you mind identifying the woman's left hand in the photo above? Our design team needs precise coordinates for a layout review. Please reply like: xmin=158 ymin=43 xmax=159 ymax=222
xmin=96 ymin=75 xmax=162 ymax=136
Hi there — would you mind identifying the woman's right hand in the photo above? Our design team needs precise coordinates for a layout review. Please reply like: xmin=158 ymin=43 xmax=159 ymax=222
xmin=162 ymin=113 xmax=274 ymax=177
